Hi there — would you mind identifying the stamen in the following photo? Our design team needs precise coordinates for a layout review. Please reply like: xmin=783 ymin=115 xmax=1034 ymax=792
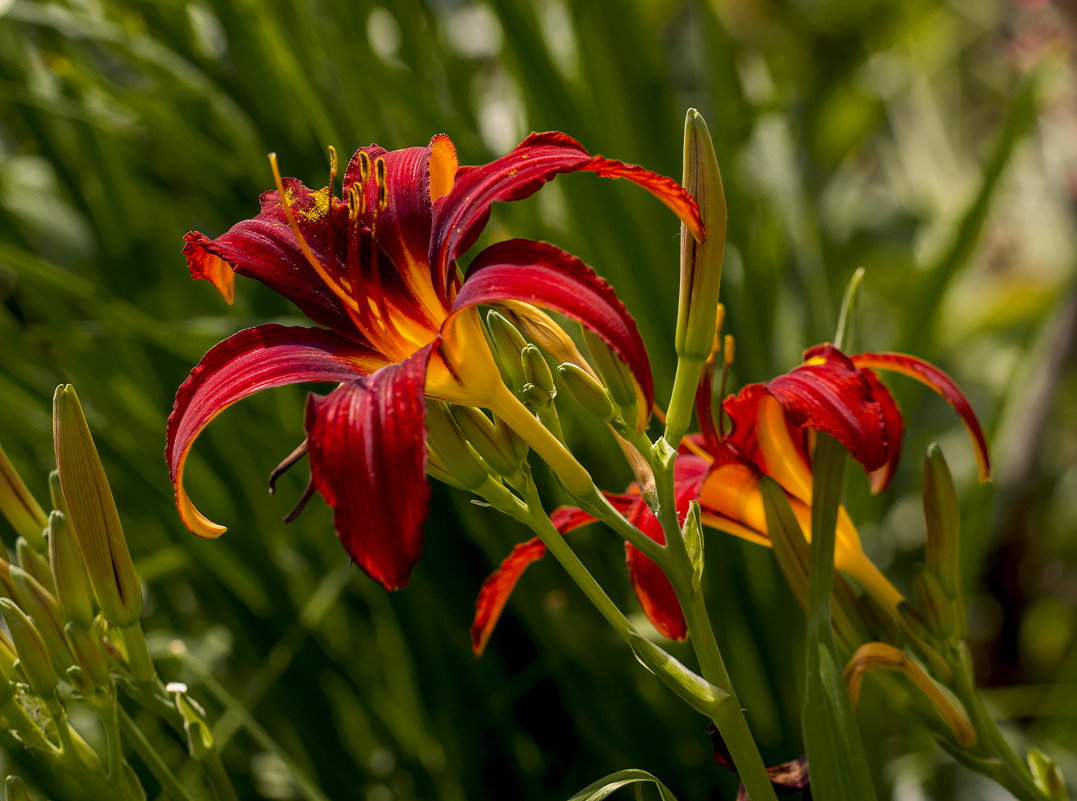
xmin=359 ymin=151 xmax=372 ymax=184
xmin=268 ymin=153 xmax=361 ymax=318
xmin=283 ymin=476 xmax=317 ymax=524
xmin=716 ymin=333 xmax=735 ymax=439
xmin=268 ymin=439 xmax=309 ymax=495
xmin=325 ymin=145 xmax=339 ymax=287
xmin=375 ymin=157 xmax=388 ymax=210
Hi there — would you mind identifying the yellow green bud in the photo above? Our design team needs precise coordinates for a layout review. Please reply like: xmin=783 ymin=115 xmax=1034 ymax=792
xmin=450 ymin=406 xmax=526 ymax=478
xmin=0 ymin=631 xmax=20 ymax=685
xmin=5 ymin=776 xmax=32 ymax=801
xmin=486 ymin=310 xmax=528 ymax=390
xmin=48 ymin=469 xmax=67 ymax=514
xmin=520 ymin=345 xmax=555 ymax=396
xmin=9 ymin=566 xmax=74 ymax=674
xmin=65 ymin=623 xmax=111 ymax=690
xmin=0 ymin=598 xmax=58 ymax=699
xmin=923 ymin=444 xmax=961 ymax=600
xmin=424 ymin=402 xmax=489 ymax=490
xmin=52 ymin=385 xmax=142 ymax=627
xmin=0 ymin=443 xmax=47 ymax=550
xmin=15 ymin=537 xmax=53 ymax=595
xmin=519 ymin=382 xmax=551 ymax=409
xmin=666 ymin=108 xmax=726 ymax=447
xmin=682 ymin=501 xmax=704 ymax=595
xmin=48 ymin=511 xmax=94 ymax=628
xmin=582 ymin=330 xmax=640 ymax=419
xmin=557 ymin=363 xmax=614 ymax=421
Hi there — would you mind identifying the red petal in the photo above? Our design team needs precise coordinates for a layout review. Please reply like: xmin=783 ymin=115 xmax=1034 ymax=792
xmin=851 ymin=352 xmax=991 ymax=482
xmin=471 ymin=537 xmax=548 ymax=656
xmin=765 ymin=346 xmax=890 ymax=473
xmin=624 ymin=490 xmax=688 ymax=641
xmin=860 ymin=369 xmax=904 ymax=494
xmin=454 ymin=239 xmax=654 ymax=411
xmin=166 ymin=325 xmax=385 ymax=539
xmin=305 ymin=348 xmax=432 ymax=590
xmin=184 ymin=243 xmax=235 ymax=304
xmin=430 ymin=131 xmax=704 ymax=296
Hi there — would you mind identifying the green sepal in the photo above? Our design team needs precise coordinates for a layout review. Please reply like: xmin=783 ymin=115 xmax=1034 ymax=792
xmin=628 ymin=632 xmax=728 ymax=719
xmin=0 ymin=598 xmax=58 ymax=699
xmin=566 ymin=768 xmax=680 ymax=801
xmin=52 ymin=385 xmax=142 ymax=627
xmin=558 ymin=364 xmax=614 ymax=421
xmin=48 ymin=511 xmax=95 ymax=628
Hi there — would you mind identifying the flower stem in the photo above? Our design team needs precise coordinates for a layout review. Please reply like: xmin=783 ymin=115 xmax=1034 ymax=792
xmin=650 ymin=442 xmax=779 ymax=801
xmin=119 ymin=708 xmax=201 ymax=801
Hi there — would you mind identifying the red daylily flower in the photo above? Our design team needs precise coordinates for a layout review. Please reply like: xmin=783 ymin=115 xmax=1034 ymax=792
xmin=168 ymin=132 xmax=703 ymax=590
xmin=471 ymin=344 xmax=989 ymax=650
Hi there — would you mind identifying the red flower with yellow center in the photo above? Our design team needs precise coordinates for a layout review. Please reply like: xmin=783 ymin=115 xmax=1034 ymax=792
xmin=167 ymin=132 xmax=703 ymax=590
xmin=471 ymin=344 xmax=989 ymax=651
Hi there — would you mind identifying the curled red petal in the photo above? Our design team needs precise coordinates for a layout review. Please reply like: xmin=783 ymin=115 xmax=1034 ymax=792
xmin=305 ymin=348 xmax=432 ymax=590
xmin=765 ymin=345 xmax=890 ymax=473
xmin=166 ymin=325 xmax=384 ymax=539
xmin=183 ymin=239 xmax=235 ymax=304
xmin=471 ymin=537 xmax=548 ymax=657
xmin=431 ymin=131 xmax=703 ymax=296
xmin=860 ymin=369 xmax=905 ymax=494
xmin=851 ymin=352 xmax=991 ymax=482
xmin=454 ymin=238 xmax=654 ymax=411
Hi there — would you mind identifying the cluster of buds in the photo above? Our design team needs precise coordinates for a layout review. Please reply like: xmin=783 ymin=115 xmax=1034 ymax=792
xmin=0 ymin=387 xmax=227 ymax=800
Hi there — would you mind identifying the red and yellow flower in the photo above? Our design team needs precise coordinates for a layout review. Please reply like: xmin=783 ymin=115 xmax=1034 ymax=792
xmin=471 ymin=344 xmax=989 ymax=652
xmin=167 ymin=132 xmax=703 ymax=590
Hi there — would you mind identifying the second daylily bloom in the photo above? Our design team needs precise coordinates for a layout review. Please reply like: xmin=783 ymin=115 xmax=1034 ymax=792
xmin=168 ymin=132 xmax=703 ymax=590
xmin=472 ymin=344 xmax=989 ymax=649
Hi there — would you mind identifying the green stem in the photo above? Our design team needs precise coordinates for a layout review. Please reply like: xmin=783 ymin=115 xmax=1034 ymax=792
xmin=650 ymin=448 xmax=779 ymax=801
xmin=953 ymin=645 xmax=1046 ymax=801
xmin=576 ymin=487 xmax=668 ymax=566
xmin=664 ymin=356 xmax=706 ymax=449
xmin=119 ymin=708 xmax=202 ymax=801
xmin=202 ymin=752 xmax=240 ymax=801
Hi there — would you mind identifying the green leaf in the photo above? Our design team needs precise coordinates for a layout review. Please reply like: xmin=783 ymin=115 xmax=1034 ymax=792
xmin=801 ymin=434 xmax=878 ymax=801
xmin=566 ymin=768 xmax=679 ymax=801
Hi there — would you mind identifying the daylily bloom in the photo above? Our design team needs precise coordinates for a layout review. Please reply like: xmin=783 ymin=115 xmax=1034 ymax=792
xmin=471 ymin=344 xmax=989 ymax=650
xmin=168 ymin=132 xmax=703 ymax=590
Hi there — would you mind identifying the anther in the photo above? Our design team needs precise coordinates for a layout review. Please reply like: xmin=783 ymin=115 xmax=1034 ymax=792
xmin=358 ymin=151 xmax=372 ymax=183
xmin=375 ymin=157 xmax=388 ymax=210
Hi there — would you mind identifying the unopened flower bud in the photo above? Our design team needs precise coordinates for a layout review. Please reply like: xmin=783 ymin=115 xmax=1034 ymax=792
xmin=582 ymin=329 xmax=640 ymax=421
xmin=486 ymin=310 xmax=528 ymax=390
xmin=519 ymin=382 xmax=551 ymax=409
xmin=48 ymin=469 xmax=67 ymax=514
xmin=424 ymin=402 xmax=489 ymax=490
xmin=48 ymin=511 xmax=95 ymax=628
xmin=0 ymin=443 xmax=47 ymax=550
xmin=52 ymin=385 xmax=142 ymax=627
xmin=923 ymin=444 xmax=961 ymax=600
xmin=5 ymin=776 xmax=32 ymax=801
xmin=0 ymin=598 xmax=58 ymax=699
xmin=450 ymin=406 xmax=526 ymax=478
xmin=557 ymin=363 xmax=614 ymax=421
xmin=666 ymin=109 xmax=726 ymax=447
xmin=912 ymin=564 xmax=960 ymax=642
xmin=857 ymin=592 xmax=903 ymax=646
xmin=9 ymin=566 xmax=73 ymax=674
xmin=521 ymin=345 xmax=555 ymax=396
xmin=16 ymin=537 xmax=53 ymax=595
xmin=65 ymin=623 xmax=111 ymax=690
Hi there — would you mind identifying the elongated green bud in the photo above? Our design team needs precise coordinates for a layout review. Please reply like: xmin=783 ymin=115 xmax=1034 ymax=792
xmin=519 ymin=382 xmax=551 ymax=409
xmin=521 ymin=345 xmax=555 ymax=395
xmin=52 ymin=385 xmax=142 ymax=627
xmin=48 ymin=469 xmax=67 ymax=514
xmin=0 ymin=598 xmax=58 ymax=698
xmin=682 ymin=501 xmax=704 ymax=595
xmin=450 ymin=406 xmax=525 ymax=478
xmin=0 ymin=632 xmax=19 ymax=685
xmin=666 ymin=108 xmax=726 ymax=447
xmin=5 ymin=776 xmax=32 ymax=801
xmin=0 ymin=443 xmax=47 ymax=550
xmin=557 ymin=363 xmax=614 ymax=421
xmin=424 ymin=402 xmax=489 ymax=490
xmin=65 ymin=623 xmax=111 ymax=690
xmin=48 ymin=511 xmax=94 ymax=628
xmin=923 ymin=444 xmax=961 ymax=599
xmin=486 ymin=310 xmax=528 ymax=390
xmin=15 ymin=538 xmax=53 ymax=595
xmin=629 ymin=633 xmax=728 ymax=717
xmin=912 ymin=564 xmax=961 ymax=642
xmin=9 ymin=566 xmax=73 ymax=674
xmin=582 ymin=329 xmax=640 ymax=422
xmin=857 ymin=592 xmax=903 ymax=647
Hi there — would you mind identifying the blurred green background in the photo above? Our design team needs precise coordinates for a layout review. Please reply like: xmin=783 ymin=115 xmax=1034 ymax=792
xmin=1 ymin=0 xmax=1075 ymax=798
